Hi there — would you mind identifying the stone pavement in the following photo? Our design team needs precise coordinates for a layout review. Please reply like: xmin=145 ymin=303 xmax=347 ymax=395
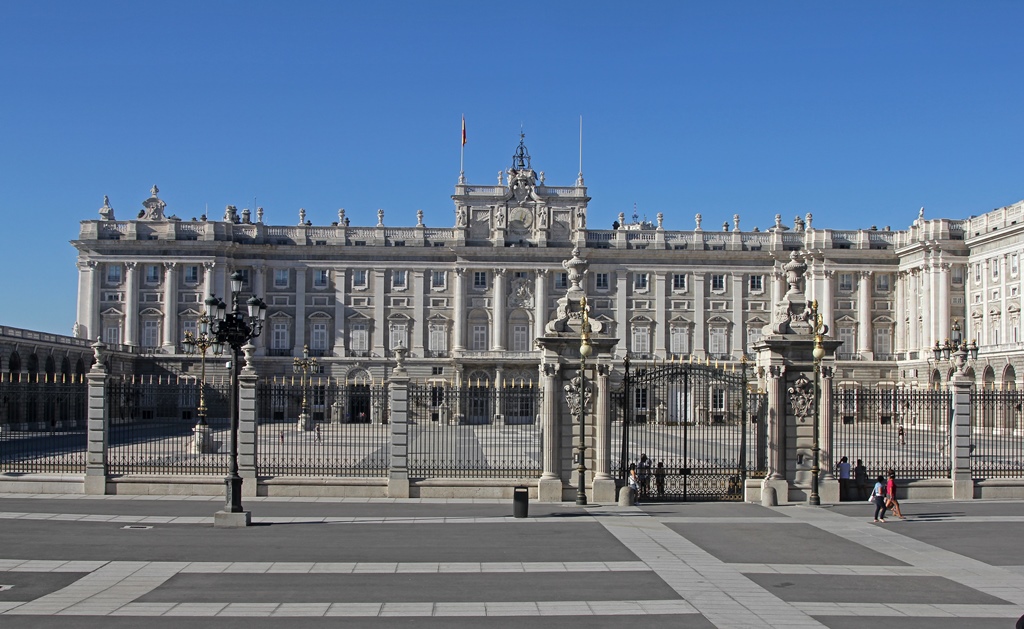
xmin=0 ymin=494 xmax=1022 ymax=628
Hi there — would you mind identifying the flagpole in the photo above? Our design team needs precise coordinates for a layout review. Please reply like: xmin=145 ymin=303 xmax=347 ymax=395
xmin=460 ymin=115 xmax=466 ymax=184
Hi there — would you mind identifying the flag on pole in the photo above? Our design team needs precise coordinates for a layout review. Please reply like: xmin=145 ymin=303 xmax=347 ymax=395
xmin=462 ymin=116 xmax=467 ymax=146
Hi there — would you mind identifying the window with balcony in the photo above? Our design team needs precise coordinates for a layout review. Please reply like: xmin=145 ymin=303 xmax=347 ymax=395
xmin=670 ymin=326 xmax=689 ymax=355
xmin=511 ymin=324 xmax=530 ymax=352
xmin=272 ymin=322 xmax=290 ymax=351
xmin=141 ymin=320 xmax=160 ymax=348
xmin=631 ymin=326 xmax=650 ymax=356
xmin=709 ymin=327 xmax=728 ymax=356
xmin=311 ymin=322 xmax=328 ymax=351
xmin=390 ymin=323 xmax=408 ymax=351
xmin=471 ymin=324 xmax=488 ymax=351
xmin=350 ymin=323 xmax=368 ymax=355
xmin=428 ymin=324 xmax=447 ymax=355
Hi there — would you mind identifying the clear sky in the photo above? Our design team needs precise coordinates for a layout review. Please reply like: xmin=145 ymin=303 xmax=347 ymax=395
xmin=2 ymin=1 xmax=1023 ymax=335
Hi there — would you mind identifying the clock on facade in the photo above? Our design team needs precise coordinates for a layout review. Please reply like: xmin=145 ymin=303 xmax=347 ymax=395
xmin=509 ymin=207 xmax=533 ymax=232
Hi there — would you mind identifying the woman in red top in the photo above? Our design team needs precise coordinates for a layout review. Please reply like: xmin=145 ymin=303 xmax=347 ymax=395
xmin=886 ymin=470 xmax=905 ymax=520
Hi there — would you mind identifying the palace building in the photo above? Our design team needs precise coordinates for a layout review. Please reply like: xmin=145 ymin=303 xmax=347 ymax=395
xmin=69 ymin=136 xmax=1024 ymax=390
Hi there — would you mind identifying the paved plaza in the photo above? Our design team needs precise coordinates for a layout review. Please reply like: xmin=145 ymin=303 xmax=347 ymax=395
xmin=0 ymin=494 xmax=1023 ymax=628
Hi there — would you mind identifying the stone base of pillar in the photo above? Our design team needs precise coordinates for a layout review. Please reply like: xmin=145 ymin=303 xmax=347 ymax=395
xmin=537 ymin=478 xmax=563 ymax=502
xmin=241 ymin=474 xmax=258 ymax=497
xmin=388 ymin=476 xmax=410 ymax=499
xmin=818 ymin=478 xmax=841 ymax=504
xmin=214 ymin=510 xmax=251 ymax=528
xmin=297 ymin=412 xmax=314 ymax=431
xmin=592 ymin=478 xmax=617 ymax=504
xmin=191 ymin=425 xmax=213 ymax=454
xmin=84 ymin=474 xmax=107 ymax=496
xmin=761 ymin=478 xmax=789 ymax=505
xmin=952 ymin=479 xmax=974 ymax=500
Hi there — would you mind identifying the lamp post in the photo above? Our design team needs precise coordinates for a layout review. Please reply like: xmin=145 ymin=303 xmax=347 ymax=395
xmin=182 ymin=310 xmax=220 ymax=453
xmin=205 ymin=271 xmax=267 ymax=521
xmin=932 ymin=319 xmax=979 ymax=374
xmin=576 ymin=296 xmax=593 ymax=506
xmin=293 ymin=344 xmax=318 ymax=430
xmin=809 ymin=299 xmax=827 ymax=507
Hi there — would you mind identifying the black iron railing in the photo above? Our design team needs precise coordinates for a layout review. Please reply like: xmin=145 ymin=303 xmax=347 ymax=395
xmin=0 ymin=374 xmax=88 ymax=473
xmin=970 ymin=390 xmax=1024 ymax=479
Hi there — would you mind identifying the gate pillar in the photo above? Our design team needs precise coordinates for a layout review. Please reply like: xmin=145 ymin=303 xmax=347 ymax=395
xmin=238 ymin=343 xmax=258 ymax=498
xmin=949 ymin=372 xmax=973 ymax=499
xmin=591 ymin=364 xmax=616 ymax=503
xmin=85 ymin=339 xmax=109 ymax=495
xmin=538 ymin=362 xmax=563 ymax=502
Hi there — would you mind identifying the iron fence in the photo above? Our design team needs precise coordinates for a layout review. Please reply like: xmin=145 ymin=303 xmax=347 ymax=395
xmin=0 ymin=374 xmax=88 ymax=473
xmin=106 ymin=375 xmax=230 ymax=475
xmin=970 ymin=390 xmax=1024 ymax=478
xmin=832 ymin=387 xmax=951 ymax=480
xmin=407 ymin=383 xmax=543 ymax=478
xmin=255 ymin=377 xmax=390 ymax=477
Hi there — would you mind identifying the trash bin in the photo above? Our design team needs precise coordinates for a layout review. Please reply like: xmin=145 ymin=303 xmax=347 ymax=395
xmin=513 ymin=486 xmax=529 ymax=518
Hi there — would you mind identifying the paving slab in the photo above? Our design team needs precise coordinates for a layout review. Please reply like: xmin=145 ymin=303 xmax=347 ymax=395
xmin=0 ymin=572 xmax=87 ymax=602
xmin=744 ymin=573 xmax=1013 ymax=605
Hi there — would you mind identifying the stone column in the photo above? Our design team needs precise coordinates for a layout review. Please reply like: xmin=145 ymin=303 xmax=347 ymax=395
xmin=77 ymin=260 xmax=100 ymax=342
xmin=453 ymin=268 xmax=466 ymax=351
xmin=534 ymin=270 xmax=548 ymax=341
xmin=731 ymin=273 xmax=744 ymax=359
xmin=615 ymin=271 xmax=628 ymax=358
xmin=591 ymin=364 xmax=616 ymax=503
xmin=411 ymin=269 xmax=424 ymax=356
xmin=162 ymin=262 xmax=177 ymax=353
xmin=492 ymin=268 xmax=506 ymax=350
xmin=922 ymin=264 xmax=934 ymax=349
xmin=950 ymin=372 xmax=974 ymax=499
xmin=938 ymin=263 xmax=951 ymax=344
xmin=895 ymin=271 xmax=906 ymax=355
xmin=333 ymin=268 xmax=347 ymax=357
xmin=294 ymin=267 xmax=307 ymax=356
xmin=124 ymin=262 xmax=138 ymax=346
xmin=202 ymin=261 xmax=216 ymax=302
xmin=654 ymin=272 xmax=667 ymax=356
xmin=693 ymin=273 xmax=706 ymax=356
xmin=762 ymin=365 xmax=789 ymax=502
xmin=538 ymin=363 xmax=562 ymax=501
xmin=84 ymin=340 xmax=109 ymax=495
xmin=822 ymin=270 xmax=834 ymax=337
xmin=817 ymin=365 xmax=840 ymax=502
xmin=387 ymin=358 xmax=411 ymax=498
xmin=857 ymin=271 xmax=872 ymax=357
xmin=493 ymin=366 xmax=504 ymax=424
xmin=251 ymin=264 xmax=266 ymax=355
xmin=238 ymin=344 xmax=259 ymax=497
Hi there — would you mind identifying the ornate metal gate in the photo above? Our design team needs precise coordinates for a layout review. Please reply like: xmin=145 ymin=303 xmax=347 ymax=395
xmin=614 ymin=358 xmax=766 ymax=501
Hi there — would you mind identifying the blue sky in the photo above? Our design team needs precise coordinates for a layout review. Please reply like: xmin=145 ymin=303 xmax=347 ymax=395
xmin=2 ymin=1 xmax=1023 ymax=335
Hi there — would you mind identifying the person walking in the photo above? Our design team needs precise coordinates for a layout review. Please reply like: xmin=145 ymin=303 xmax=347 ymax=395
xmin=854 ymin=459 xmax=869 ymax=500
xmin=886 ymin=469 xmax=906 ymax=520
xmin=836 ymin=456 xmax=852 ymax=501
xmin=870 ymin=475 xmax=887 ymax=523
xmin=627 ymin=463 xmax=641 ymax=505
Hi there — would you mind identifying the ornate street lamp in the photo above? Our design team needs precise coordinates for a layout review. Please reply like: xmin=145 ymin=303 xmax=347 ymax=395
xmin=809 ymin=300 xmax=828 ymax=507
xmin=932 ymin=319 xmax=979 ymax=375
xmin=293 ymin=344 xmax=318 ymax=430
xmin=575 ymin=296 xmax=593 ymax=506
xmin=182 ymin=310 xmax=220 ymax=453
xmin=206 ymin=271 xmax=267 ymax=522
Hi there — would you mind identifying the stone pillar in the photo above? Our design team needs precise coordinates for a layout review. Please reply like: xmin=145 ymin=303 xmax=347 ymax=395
xmin=123 ymin=262 xmax=138 ymax=346
xmin=492 ymin=268 xmax=506 ymax=350
xmin=333 ymin=268 xmax=347 ymax=357
xmin=615 ymin=271 xmax=628 ymax=358
xmin=203 ymin=261 xmax=216 ymax=302
xmin=591 ymin=364 xmax=616 ymax=503
xmin=822 ymin=270 xmax=834 ymax=337
xmin=493 ymin=366 xmax=505 ymax=424
xmin=857 ymin=271 xmax=872 ymax=357
xmin=938 ymin=263 xmax=951 ymax=344
xmin=538 ymin=362 xmax=562 ymax=501
xmin=693 ymin=273 xmax=706 ymax=356
xmin=411 ymin=269 xmax=424 ymax=356
xmin=77 ymin=260 xmax=99 ymax=342
xmin=654 ymin=272 xmax=667 ymax=356
xmin=251 ymin=264 xmax=265 ymax=355
xmin=895 ymin=271 xmax=906 ymax=355
xmin=84 ymin=340 xmax=109 ymax=495
xmin=950 ymin=373 xmax=974 ymax=499
xmin=388 ymin=358 xmax=411 ymax=498
xmin=294 ymin=267 xmax=307 ymax=356
xmin=162 ymin=262 xmax=177 ymax=353
xmin=761 ymin=364 xmax=789 ymax=503
xmin=817 ymin=365 xmax=840 ymax=502
xmin=453 ymin=268 xmax=466 ymax=351
xmin=534 ymin=270 xmax=548 ymax=341
xmin=238 ymin=344 xmax=259 ymax=497
xmin=731 ymin=273 xmax=744 ymax=359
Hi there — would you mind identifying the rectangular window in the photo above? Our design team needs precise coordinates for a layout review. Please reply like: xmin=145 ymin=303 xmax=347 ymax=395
xmin=874 ymin=327 xmax=891 ymax=356
xmin=352 ymin=269 xmax=367 ymax=288
xmin=875 ymin=274 xmax=890 ymax=292
xmin=141 ymin=320 xmax=160 ymax=348
xmin=595 ymin=273 xmax=609 ymax=290
xmin=431 ymin=271 xmax=446 ymax=289
xmin=711 ymin=274 xmax=725 ymax=292
xmin=632 ymin=326 xmax=650 ymax=355
xmin=272 ymin=322 xmax=290 ymax=350
xmin=993 ymin=259 xmax=999 ymax=279
xmin=672 ymin=274 xmax=687 ymax=291
xmin=952 ymin=265 xmax=964 ymax=285
xmin=839 ymin=273 xmax=853 ymax=292
xmin=145 ymin=265 xmax=160 ymax=284
xmin=473 ymin=271 xmax=487 ymax=290
xmin=184 ymin=265 xmax=199 ymax=284
xmin=390 ymin=323 xmax=408 ymax=350
xmin=747 ymin=327 xmax=763 ymax=352
xmin=709 ymin=328 xmax=727 ymax=356
xmin=712 ymin=388 xmax=726 ymax=412
xmin=1013 ymin=254 xmax=1020 ymax=276
xmin=554 ymin=273 xmax=568 ymax=290
xmin=512 ymin=324 xmax=530 ymax=352
xmin=429 ymin=324 xmax=447 ymax=354
xmin=393 ymin=270 xmax=407 ymax=289
xmin=106 ymin=265 xmax=122 ymax=285
xmin=104 ymin=325 xmax=122 ymax=345
xmin=748 ymin=275 xmax=763 ymax=293
xmin=235 ymin=269 xmax=250 ymax=288
xmin=974 ymin=263 xmax=981 ymax=283
xmin=350 ymin=323 xmax=368 ymax=352
xmin=471 ymin=324 xmax=488 ymax=351
xmin=634 ymin=273 xmax=649 ymax=290
xmin=182 ymin=319 xmax=197 ymax=345
xmin=839 ymin=327 xmax=856 ymax=355
xmin=274 ymin=269 xmax=289 ymax=288
xmin=313 ymin=269 xmax=329 ymax=288
xmin=311 ymin=322 xmax=328 ymax=351
xmin=670 ymin=327 xmax=689 ymax=355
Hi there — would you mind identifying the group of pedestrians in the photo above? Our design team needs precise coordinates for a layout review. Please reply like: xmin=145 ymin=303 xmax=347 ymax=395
xmin=838 ymin=456 xmax=908 ymax=522
xmin=626 ymin=454 xmax=666 ymax=505
xmin=869 ymin=469 xmax=905 ymax=522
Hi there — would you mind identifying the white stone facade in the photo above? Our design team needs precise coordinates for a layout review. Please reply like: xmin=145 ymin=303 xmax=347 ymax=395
xmin=67 ymin=139 xmax=1024 ymax=390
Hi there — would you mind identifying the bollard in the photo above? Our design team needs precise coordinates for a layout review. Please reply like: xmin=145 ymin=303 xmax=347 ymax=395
xmin=618 ymin=486 xmax=635 ymax=506
xmin=512 ymin=486 xmax=529 ymax=518
xmin=761 ymin=485 xmax=777 ymax=507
